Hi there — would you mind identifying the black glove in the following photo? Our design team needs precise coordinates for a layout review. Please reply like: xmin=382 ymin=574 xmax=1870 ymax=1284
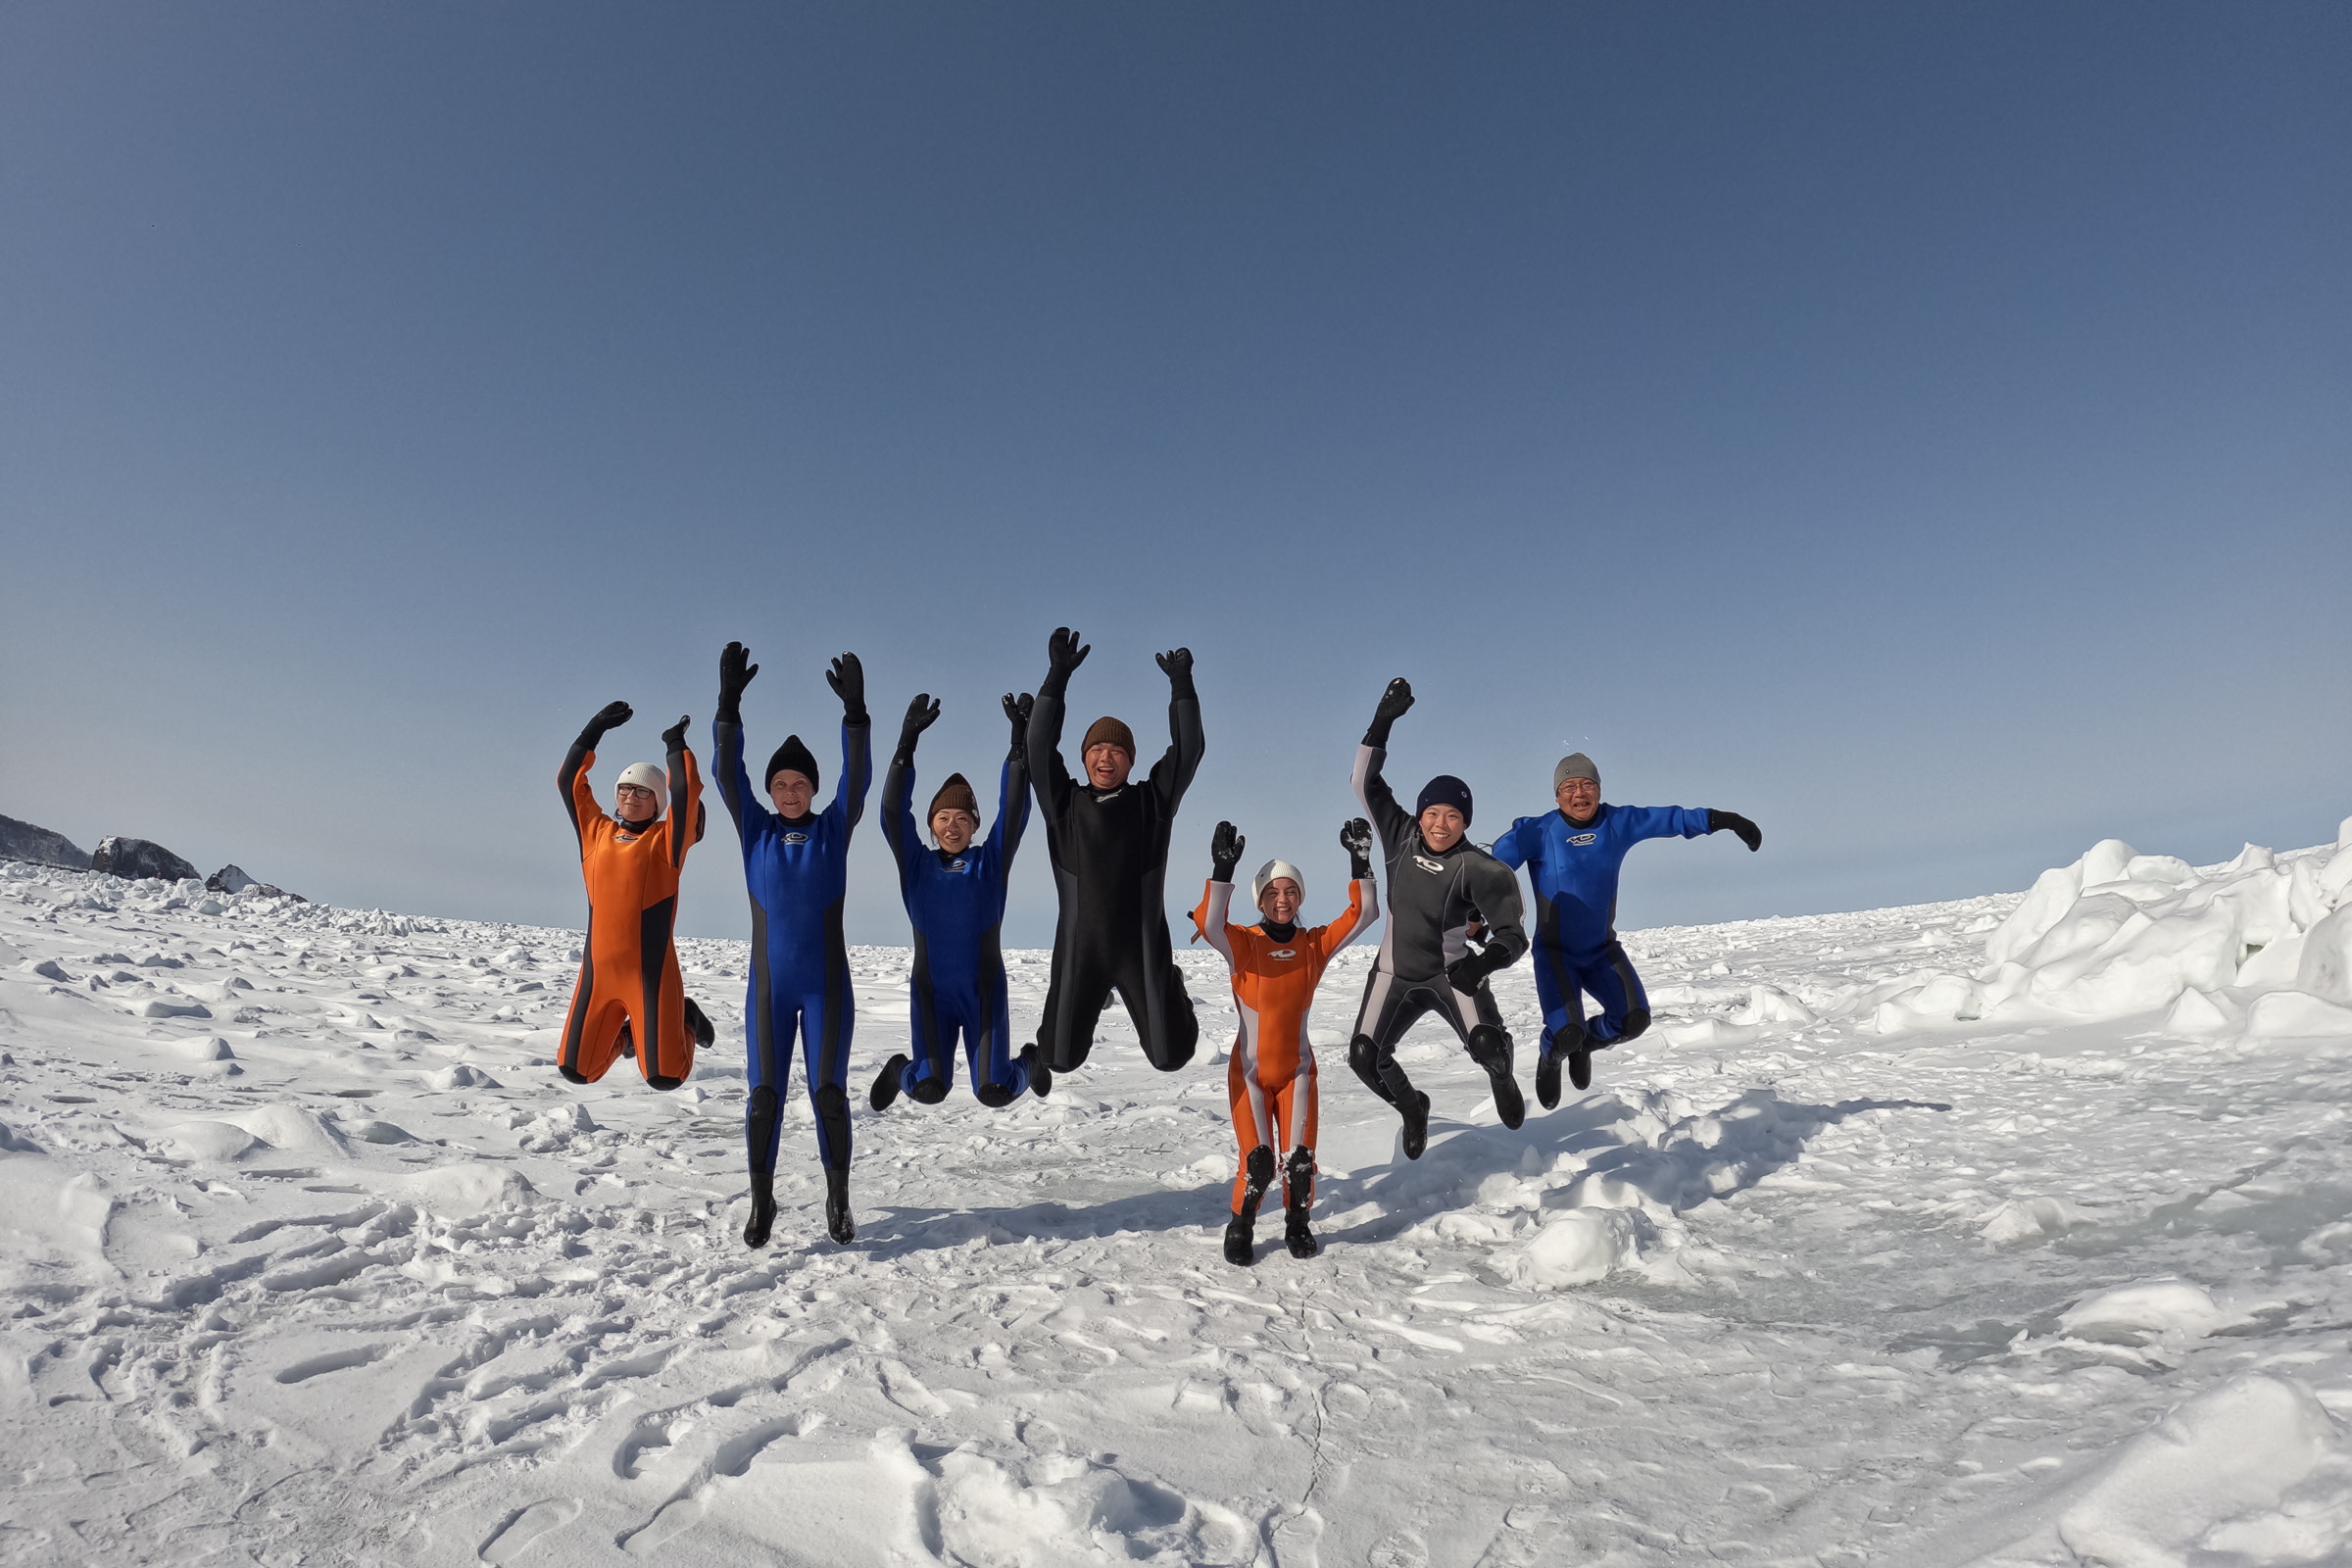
xmin=896 ymin=693 xmax=940 ymax=760
xmin=577 ymin=701 xmax=632 ymax=750
xmin=1446 ymin=942 xmax=1511 ymax=995
xmin=1003 ymin=692 xmax=1034 ymax=753
xmin=716 ymin=642 xmax=758 ymax=723
xmin=1210 ymin=820 xmax=1245 ymax=882
xmin=660 ymin=714 xmax=690 ymax=752
xmin=1709 ymin=809 xmax=1762 ymax=852
xmin=1364 ymin=677 xmax=1414 ymax=747
xmin=1044 ymin=627 xmax=1090 ymax=694
xmin=1340 ymin=817 xmax=1374 ymax=880
xmin=1155 ymin=647 xmax=1196 ymax=701
xmin=826 ymin=653 xmax=866 ymax=726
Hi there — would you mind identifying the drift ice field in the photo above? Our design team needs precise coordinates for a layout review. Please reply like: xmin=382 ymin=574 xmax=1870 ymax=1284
xmin=6 ymin=823 xmax=2352 ymax=1567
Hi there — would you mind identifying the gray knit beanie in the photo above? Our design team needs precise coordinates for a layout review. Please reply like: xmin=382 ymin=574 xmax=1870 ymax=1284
xmin=1553 ymin=753 xmax=1599 ymax=789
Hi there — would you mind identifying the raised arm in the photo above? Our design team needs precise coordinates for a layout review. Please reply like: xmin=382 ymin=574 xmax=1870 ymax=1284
xmin=990 ymin=691 xmax=1035 ymax=871
xmin=823 ymin=653 xmax=874 ymax=836
xmin=1313 ymin=817 xmax=1382 ymax=956
xmin=1190 ymin=820 xmax=1246 ymax=963
xmin=1148 ymin=647 xmax=1205 ymax=809
xmin=1351 ymin=677 xmax=1417 ymax=858
xmin=561 ymin=701 xmax=632 ymax=850
xmin=659 ymin=714 xmax=702 ymax=870
xmin=1025 ymin=627 xmax=1088 ymax=824
xmin=880 ymin=692 xmax=938 ymax=879
xmin=711 ymin=643 xmax=761 ymax=833
xmin=1617 ymin=805 xmax=1730 ymax=846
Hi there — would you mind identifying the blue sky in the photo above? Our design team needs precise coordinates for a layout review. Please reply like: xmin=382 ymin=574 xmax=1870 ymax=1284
xmin=3 ymin=3 xmax=2346 ymax=947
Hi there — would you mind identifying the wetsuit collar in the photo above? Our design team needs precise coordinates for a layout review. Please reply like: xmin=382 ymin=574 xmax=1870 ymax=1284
xmin=778 ymin=810 xmax=818 ymax=829
xmin=1559 ymin=804 xmax=1604 ymax=830
xmin=1258 ymin=919 xmax=1298 ymax=942
xmin=615 ymin=812 xmax=662 ymax=836
xmin=936 ymin=846 xmax=969 ymax=866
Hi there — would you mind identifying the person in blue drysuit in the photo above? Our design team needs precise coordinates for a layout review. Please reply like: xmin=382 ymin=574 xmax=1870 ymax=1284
xmin=867 ymin=690 xmax=1052 ymax=1113
xmin=1490 ymin=752 xmax=1761 ymax=1107
xmin=711 ymin=640 xmax=872 ymax=1250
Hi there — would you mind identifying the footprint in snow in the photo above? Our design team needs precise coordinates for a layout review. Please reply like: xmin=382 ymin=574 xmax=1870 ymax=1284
xmin=478 ymin=1497 xmax=582 ymax=1563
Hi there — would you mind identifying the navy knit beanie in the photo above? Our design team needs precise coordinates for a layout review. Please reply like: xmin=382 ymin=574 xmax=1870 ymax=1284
xmin=1415 ymin=774 xmax=1474 ymax=826
xmin=765 ymin=734 xmax=820 ymax=793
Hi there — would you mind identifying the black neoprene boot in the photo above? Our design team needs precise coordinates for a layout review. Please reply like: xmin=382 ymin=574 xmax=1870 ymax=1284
xmin=824 ymin=1168 xmax=855 ymax=1245
xmin=1536 ymin=1041 xmax=1563 ymax=1110
xmin=870 ymin=1054 xmax=909 ymax=1112
xmin=1569 ymin=1048 xmax=1593 ymax=1092
xmin=1021 ymin=1043 xmax=1052 ymax=1099
xmin=743 ymin=1171 xmax=777 ymax=1250
xmin=1223 ymin=1211 xmax=1256 ymax=1266
xmin=683 ymin=996 xmax=715 ymax=1049
xmin=1400 ymin=1090 xmax=1431 ymax=1160
xmin=1467 ymin=1028 xmax=1525 ymax=1130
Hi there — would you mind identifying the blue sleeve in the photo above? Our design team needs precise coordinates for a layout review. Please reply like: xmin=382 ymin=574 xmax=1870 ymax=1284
xmin=825 ymin=718 xmax=874 ymax=839
xmin=710 ymin=718 xmax=766 ymax=839
xmin=986 ymin=754 xmax=1031 ymax=877
xmin=880 ymin=754 xmax=916 ymax=882
xmin=1617 ymin=805 xmax=1712 ymax=842
xmin=1489 ymin=816 xmax=1539 ymax=869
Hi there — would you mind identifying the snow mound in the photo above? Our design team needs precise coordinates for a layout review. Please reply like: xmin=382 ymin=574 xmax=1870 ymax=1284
xmin=1880 ymin=822 xmax=2352 ymax=1030
xmin=2057 ymin=1374 xmax=2352 ymax=1568
xmin=226 ymin=1104 xmax=352 ymax=1157
xmin=2060 ymin=1280 xmax=2229 ymax=1345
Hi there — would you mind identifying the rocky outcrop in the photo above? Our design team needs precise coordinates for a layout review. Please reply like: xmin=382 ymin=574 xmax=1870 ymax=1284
xmin=0 ymin=814 xmax=91 ymax=870
xmin=207 ymin=864 xmax=305 ymax=902
xmin=90 ymin=836 xmax=200 ymax=883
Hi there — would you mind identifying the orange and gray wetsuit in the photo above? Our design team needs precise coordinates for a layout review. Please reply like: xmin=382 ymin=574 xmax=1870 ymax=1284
xmin=1191 ymin=874 xmax=1377 ymax=1216
xmin=557 ymin=734 xmax=704 ymax=1089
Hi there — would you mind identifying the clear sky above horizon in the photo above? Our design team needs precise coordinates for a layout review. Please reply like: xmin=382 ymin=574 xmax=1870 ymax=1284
xmin=4 ymin=3 xmax=2347 ymax=948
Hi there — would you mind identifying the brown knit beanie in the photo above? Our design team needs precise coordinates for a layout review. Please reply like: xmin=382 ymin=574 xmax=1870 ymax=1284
xmin=1081 ymin=716 xmax=1135 ymax=758
xmin=927 ymin=773 xmax=980 ymax=823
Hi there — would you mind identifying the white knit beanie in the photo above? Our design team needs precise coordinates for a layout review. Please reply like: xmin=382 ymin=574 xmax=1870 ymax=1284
xmin=615 ymin=762 xmax=667 ymax=806
xmin=1251 ymin=858 xmax=1305 ymax=906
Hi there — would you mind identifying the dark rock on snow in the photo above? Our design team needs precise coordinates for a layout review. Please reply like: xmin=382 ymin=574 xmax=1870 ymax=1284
xmin=207 ymin=864 xmax=305 ymax=902
xmin=91 ymin=836 xmax=200 ymax=883
xmin=0 ymin=813 xmax=92 ymax=870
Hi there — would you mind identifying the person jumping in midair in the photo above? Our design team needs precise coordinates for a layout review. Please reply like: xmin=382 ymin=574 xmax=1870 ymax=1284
xmin=711 ymin=642 xmax=871 ymax=1250
xmin=556 ymin=702 xmax=709 ymax=1090
xmin=1027 ymin=626 xmax=1203 ymax=1074
xmin=1348 ymin=677 xmax=1529 ymax=1157
xmin=1491 ymin=753 xmax=1761 ymax=1104
xmin=1192 ymin=817 xmax=1378 ymax=1265
xmin=869 ymin=688 xmax=1052 ymax=1111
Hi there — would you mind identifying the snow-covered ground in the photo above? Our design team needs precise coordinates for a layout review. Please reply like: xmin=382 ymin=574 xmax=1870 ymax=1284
xmin=5 ymin=825 xmax=2352 ymax=1567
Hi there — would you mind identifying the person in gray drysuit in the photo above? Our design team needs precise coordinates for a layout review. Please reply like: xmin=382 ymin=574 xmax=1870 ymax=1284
xmin=1347 ymin=677 xmax=1529 ymax=1158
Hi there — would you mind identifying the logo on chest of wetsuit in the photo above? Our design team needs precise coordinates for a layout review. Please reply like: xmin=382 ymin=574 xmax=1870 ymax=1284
xmin=1568 ymin=833 xmax=1597 ymax=847
xmin=946 ymin=858 xmax=968 ymax=872
xmin=1267 ymin=949 xmax=1298 ymax=960
xmin=781 ymin=831 xmax=809 ymax=846
xmin=1412 ymin=855 xmax=1446 ymax=874
xmin=1092 ymin=788 xmax=1124 ymax=805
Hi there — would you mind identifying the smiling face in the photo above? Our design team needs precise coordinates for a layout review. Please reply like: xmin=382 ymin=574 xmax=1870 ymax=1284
xmin=1083 ymin=743 xmax=1133 ymax=789
xmin=1257 ymin=877 xmax=1301 ymax=925
xmin=1554 ymin=776 xmax=1600 ymax=822
xmin=614 ymin=782 xmax=661 ymax=826
xmin=932 ymin=808 xmax=979 ymax=856
xmin=768 ymin=769 xmax=815 ymax=819
xmin=1418 ymin=804 xmax=1467 ymax=853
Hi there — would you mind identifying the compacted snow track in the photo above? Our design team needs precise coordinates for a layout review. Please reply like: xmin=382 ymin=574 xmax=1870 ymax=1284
xmin=5 ymin=836 xmax=2352 ymax=1566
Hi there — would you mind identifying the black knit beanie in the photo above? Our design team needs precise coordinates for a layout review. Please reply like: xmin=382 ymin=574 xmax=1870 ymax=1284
xmin=1415 ymin=774 xmax=1474 ymax=827
xmin=765 ymin=734 xmax=820 ymax=793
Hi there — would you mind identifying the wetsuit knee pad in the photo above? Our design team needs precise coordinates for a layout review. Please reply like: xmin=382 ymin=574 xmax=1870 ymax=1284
xmin=559 ymin=1064 xmax=591 ymax=1086
xmin=909 ymin=1077 xmax=950 ymax=1105
xmin=646 ymin=1072 xmax=686 ymax=1091
xmin=1466 ymin=1024 xmax=1512 ymax=1066
xmin=1347 ymin=1035 xmax=1391 ymax=1099
xmin=1285 ymin=1147 xmax=1315 ymax=1186
xmin=747 ymin=1084 xmax=780 ymax=1138
xmin=972 ymin=1082 xmax=1015 ymax=1109
xmin=1617 ymin=1006 xmax=1651 ymax=1043
xmin=812 ymin=1083 xmax=849 ymax=1132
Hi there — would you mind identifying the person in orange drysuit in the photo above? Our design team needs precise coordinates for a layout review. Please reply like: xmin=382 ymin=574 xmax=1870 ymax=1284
xmin=557 ymin=701 xmax=708 ymax=1090
xmin=1191 ymin=815 xmax=1379 ymax=1265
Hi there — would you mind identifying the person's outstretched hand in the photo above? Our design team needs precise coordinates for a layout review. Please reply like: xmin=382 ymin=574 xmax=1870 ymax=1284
xmin=1003 ymin=691 xmax=1034 ymax=748
xmin=1341 ymin=817 xmax=1374 ymax=878
xmin=898 ymin=693 xmax=941 ymax=757
xmin=718 ymin=643 xmax=759 ymax=712
xmin=1210 ymin=820 xmax=1245 ymax=880
xmin=1364 ymin=677 xmax=1413 ymax=746
xmin=826 ymin=653 xmax=866 ymax=724
xmin=579 ymin=701 xmax=633 ymax=747
xmin=1047 ymin=627 xmax=1091 ymax=685
xmin=661 ymin=714 xmax=691 ymax=751
xmin=1710 ymin=809 xmax=1762 ymax=852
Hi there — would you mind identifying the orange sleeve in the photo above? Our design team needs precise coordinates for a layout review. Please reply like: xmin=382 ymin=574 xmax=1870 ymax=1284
xmin=1309 ymin=877 xmax=1368 ymax=960
xmin=669 ymin=746 xmax=705 ymax=869
xmin=571 ymin=749 xmax=607 ymax=839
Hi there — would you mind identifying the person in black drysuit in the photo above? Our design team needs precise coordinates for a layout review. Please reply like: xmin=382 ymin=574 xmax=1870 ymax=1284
xmin=1027 ymin=626 xmax=1203 ymax=1074
xmin=1348 ymin=677 xmax=1530 ymax=1158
